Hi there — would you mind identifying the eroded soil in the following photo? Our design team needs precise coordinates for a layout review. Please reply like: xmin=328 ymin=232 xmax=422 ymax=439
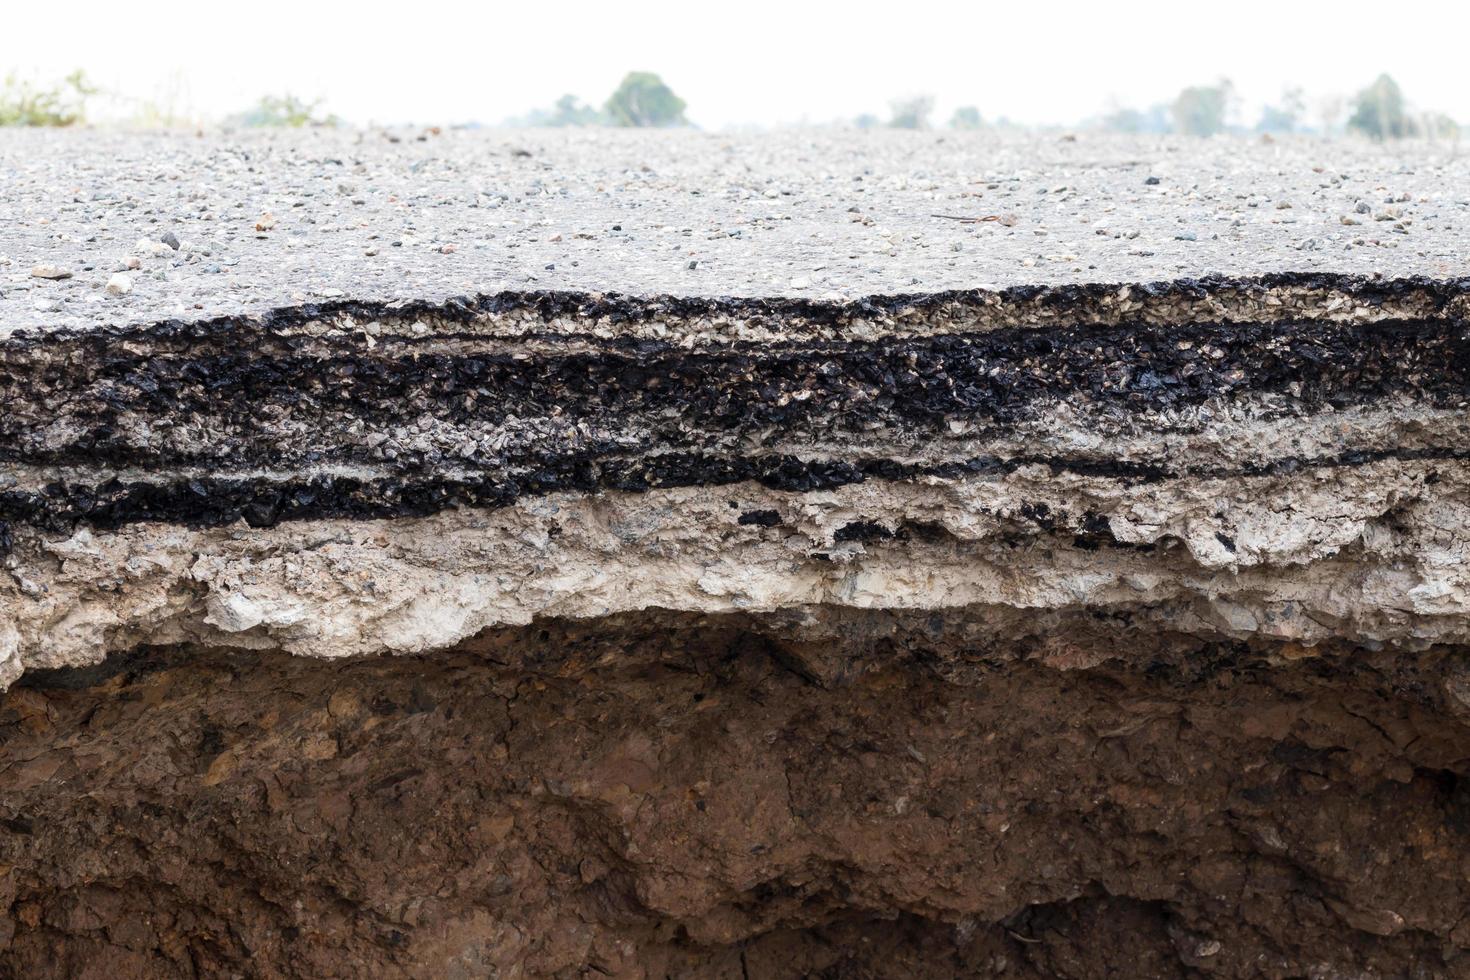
xmin=3 ymin=612 xmax=1470 ymax=978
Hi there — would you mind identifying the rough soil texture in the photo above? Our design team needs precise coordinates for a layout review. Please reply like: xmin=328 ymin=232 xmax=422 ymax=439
xmin=4 ymin=613 xmax=1470 ymax=978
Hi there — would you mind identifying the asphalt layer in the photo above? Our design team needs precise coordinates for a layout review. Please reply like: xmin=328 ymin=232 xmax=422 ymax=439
xmin=4 ymin=288 xmax=1468 ymax=532
xmin=6 ymin=310 xmax=1468 ymax=470
xmin=2 ymin=128 xmax=1469 ymax=332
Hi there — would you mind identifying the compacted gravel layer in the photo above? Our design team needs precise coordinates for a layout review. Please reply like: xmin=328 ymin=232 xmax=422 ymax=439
xmin=2 ymin=128 xmax=1468 ymax=332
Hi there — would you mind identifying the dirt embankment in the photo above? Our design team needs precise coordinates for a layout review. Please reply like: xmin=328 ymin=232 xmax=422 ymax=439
xmin=4 ymin=611 xmax=1469 ymax=978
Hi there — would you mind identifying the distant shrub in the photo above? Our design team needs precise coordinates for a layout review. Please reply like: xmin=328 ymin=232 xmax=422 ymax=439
xmin=1256 ymin=87 xmax=1305 ymax=134
xmin=949 ymin=106 xmax=983 ymax=130
xmin=511 ymin=94 xmax=607 ymax=127
xmin=888 ymin=96 xmax=934 ymax=130
xmin=1099 ymin=105 xmax=1171 ymax=134
xmin=543 ymin=94 xmax=604 ymax=127
xmin=1172 ymin=80 xmax=1233 ymax=136
xmin=232 ymin=95 xmax=339 ymax=128
xmin=0 ymin=70 xmax=95 ymax=127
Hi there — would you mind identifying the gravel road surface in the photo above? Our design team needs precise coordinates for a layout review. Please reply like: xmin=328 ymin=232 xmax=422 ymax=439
xmin=1 ymin=128 xmax=1466 ymax=333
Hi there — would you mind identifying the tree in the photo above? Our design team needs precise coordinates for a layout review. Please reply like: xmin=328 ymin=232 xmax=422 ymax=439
xmin=1257 ymin=87 xmax=1305 ymax=134
xmin=949 ymin=106 xmax=983 ymax=130
xmin=1172 ymin=80 xmax=1233 ymax=136
xmin=1348 ymin=74 xmax=1410 ymax=140
xmin=604 ymin=72 xmax=687 ymax=128
xmin=888 ymin=96 xmax=934 ymax=130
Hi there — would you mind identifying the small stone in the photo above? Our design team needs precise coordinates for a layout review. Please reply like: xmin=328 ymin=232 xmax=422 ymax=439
xmin=1175 ymin=232 xmax=1197 ymax=241
xmin=160 ymin=231 xmax=180 ymax=250
xmin=1341 ymin=215 xmax=1360 ymax=226
xmin=439 ymin=244 xmax=457 ymax=254
xmin=790 ymin=277 xmax=811 ymax=289
xmin=135 ymin=238 xmax=173 ymax=257
xmin=30 ymin=264 xmax=72 ymax=280
xmin=1354 ymin=201 xmax=1372 ymax=214
xmin=1144 ymin=175 xmax=1161 ymax=185
xmin=686 ymin=260 xmax=699 ymax=270
xmin=125 ymin=256 xmax=141 ymax=270
xmin=105 ymin=273 xmax=132 ymax=297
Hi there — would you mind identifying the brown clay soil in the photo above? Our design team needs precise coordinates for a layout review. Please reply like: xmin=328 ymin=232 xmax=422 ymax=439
xmin=3 ymin=611 xmax=1470 ymax=978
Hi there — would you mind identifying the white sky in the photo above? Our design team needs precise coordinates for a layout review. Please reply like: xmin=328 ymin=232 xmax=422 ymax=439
xmin=3 ymin=0 xmax=1467 ymax=128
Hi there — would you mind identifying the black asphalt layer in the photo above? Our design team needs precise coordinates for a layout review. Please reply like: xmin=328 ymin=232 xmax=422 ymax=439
xmin=2 ymin=272 xmax=1468 ymax=536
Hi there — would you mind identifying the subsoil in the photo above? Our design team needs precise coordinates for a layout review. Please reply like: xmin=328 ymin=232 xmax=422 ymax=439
xmin=3 ymin=611 xmax=1470 ymax=978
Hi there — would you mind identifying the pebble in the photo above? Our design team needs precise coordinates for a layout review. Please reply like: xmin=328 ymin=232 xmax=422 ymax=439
xmin=160 ymin=231 xmax=181 ymax=251
xmin=30 ymin=264 xmax=72 ymax=280
xmin=135 ymin=238 xmax=173 ymax=257
xmin=105 ymin=273 xmax=133 ymax=297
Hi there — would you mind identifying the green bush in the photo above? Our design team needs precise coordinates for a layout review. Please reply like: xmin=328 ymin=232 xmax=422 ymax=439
xmin=0 ymin=70 xmax=95 ymax=127
xmin=1172 ymin=80 xmax=1233 ymax=136
xmin=949 ymin=106 xmax=983 ymax=130
xmin=232 ymin=95 xmax=339 ymax=128
xmin=888 ymin=96 xmax=934 ymax=130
